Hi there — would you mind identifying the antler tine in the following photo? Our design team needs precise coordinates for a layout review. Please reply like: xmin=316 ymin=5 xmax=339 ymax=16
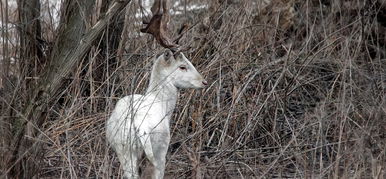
xmin=140 ymin=0 xmax=180 ymax=53
xmin=174 ymin=23 xmax=189 ymax=45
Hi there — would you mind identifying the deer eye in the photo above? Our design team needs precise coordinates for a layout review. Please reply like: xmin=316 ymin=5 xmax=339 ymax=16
xmin=179 ymin=65 xmax=187 ymax=71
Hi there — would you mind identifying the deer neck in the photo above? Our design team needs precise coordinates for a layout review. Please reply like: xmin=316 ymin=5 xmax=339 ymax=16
xmin=146 ymin=72 xmax=178 ymax=115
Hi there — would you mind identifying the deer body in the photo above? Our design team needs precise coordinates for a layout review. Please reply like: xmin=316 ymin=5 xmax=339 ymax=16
xmin=106 ymin=50 xmax=207 ymax=179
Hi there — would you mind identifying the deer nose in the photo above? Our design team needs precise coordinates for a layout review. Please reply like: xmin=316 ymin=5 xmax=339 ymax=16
xmin=202 ymin=80 xmax=208 ymax=86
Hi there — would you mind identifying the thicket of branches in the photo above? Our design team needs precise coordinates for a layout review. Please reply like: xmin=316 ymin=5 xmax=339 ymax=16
xmin=1 ymin=0 xmax=385 ymax=178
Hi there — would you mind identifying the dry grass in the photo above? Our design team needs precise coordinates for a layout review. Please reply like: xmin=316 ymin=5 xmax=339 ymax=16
xmin=1 ymin=0 xmax=385 ymax=178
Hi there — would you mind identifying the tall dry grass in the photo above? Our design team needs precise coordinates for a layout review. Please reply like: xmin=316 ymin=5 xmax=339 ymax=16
xmin=1 ymin=0 xmax=385 ymax=178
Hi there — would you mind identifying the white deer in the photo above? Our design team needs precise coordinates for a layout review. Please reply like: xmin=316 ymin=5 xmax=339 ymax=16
xmin=106 ymin=49 xmax=207 ymax=179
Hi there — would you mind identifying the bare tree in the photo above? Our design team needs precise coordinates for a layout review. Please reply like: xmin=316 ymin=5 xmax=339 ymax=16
xmin=3 ymin=0 xmax=132 ymax=178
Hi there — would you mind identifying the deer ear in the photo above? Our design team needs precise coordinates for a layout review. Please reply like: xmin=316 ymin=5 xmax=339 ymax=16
xmin=164 ymin=50 xmax=173 ymax=61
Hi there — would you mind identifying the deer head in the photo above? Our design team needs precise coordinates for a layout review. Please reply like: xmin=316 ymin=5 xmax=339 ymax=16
xmin=152 ymin=49 xmax=207 ymax=89
xmin=142 ymin=0 xmax=206 ymax=89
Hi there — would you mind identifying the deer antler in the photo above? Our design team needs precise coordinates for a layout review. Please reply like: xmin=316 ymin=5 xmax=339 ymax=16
xmin=140 ymin=0 xmax=180 ymax=52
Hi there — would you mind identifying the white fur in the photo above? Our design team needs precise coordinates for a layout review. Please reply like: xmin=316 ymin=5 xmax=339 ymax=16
xmin=106 ymin=50 xmax=206 ymax=179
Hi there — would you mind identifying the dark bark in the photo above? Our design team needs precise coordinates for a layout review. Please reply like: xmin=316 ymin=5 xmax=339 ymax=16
xmin=0 ymin=0 xmax=12 ymax=173
xmin=5 ymin=0 xmax=132 ymax=178
xmin=1 ymin=0 xmax=10 ymax=80
xmin=18 ymin=0 xmax=44 ymax=91
xmin=1 ymin=0 xmax=42 ymax=177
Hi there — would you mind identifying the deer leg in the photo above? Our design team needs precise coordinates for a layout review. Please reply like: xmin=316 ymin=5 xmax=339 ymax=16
xmin=138 ymin=129 xmax=156 ymax=164
xmin=150 ymin=131 xmax=170 ymax=179
xmin=114 ymin=143 xmax=140 ymax=179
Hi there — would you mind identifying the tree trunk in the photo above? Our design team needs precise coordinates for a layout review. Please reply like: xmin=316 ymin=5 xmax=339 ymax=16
xmin=0 ymin=0 xmax=13 ymax=174
xmin=18 ymin=0 xmax=43 ymax=90
xmin=5 ymin=0 xmax=132 ymax=178
xmin=1 ymin=0 xmax=42 ymax=176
